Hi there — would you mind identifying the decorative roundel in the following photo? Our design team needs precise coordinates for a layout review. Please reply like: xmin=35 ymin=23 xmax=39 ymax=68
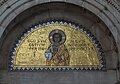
xmin=9 ymin=20 xmax=105 ymax=71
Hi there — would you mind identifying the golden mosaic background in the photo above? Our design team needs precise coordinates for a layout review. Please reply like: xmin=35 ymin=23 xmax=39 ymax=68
xmin=14 ymin=24 xmax=100 ymax=68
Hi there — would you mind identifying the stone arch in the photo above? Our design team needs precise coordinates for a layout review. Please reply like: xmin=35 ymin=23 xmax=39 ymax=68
xmin=0 ymin=0 xmax=120 ymax=83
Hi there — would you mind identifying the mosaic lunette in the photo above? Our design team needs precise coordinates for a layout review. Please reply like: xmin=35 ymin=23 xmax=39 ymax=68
xmin=12 ymin=23 xmax=102 ymax=70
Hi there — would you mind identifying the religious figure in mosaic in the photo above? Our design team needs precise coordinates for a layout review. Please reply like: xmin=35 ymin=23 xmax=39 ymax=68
xmin=45 ymin=29 xmax=70 ymax=66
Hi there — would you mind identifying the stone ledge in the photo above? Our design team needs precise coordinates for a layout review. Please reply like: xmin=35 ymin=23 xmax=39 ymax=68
xmin=0 ymin=70 xmax=117 ymax=84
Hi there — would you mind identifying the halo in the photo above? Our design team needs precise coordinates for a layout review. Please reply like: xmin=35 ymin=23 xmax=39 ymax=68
xmin=49 ymin=29 xmax=66 ymax=44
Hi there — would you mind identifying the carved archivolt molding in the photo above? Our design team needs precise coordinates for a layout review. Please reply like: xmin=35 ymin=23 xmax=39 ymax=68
xmin=106 ymin=0 xmax=120 ymax=12
xmin=0 ymin=0 xmax=120 ymax=12
xmin=0 ymin=0 xmax=8 ymax=6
